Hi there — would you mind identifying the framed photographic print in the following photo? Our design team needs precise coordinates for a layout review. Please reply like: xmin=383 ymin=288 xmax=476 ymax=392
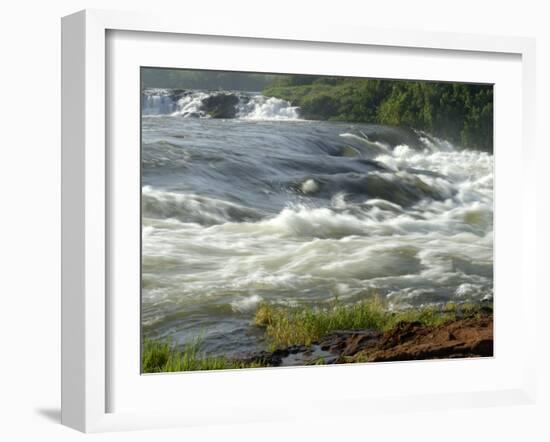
xmin=139 ymin=66 xmax=495 ymax=373
xmin=61 ymin=9 xmax=538 ymax=432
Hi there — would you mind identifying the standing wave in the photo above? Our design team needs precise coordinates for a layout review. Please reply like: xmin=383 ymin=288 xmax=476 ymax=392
xmin=142 ymin=186 xmax=264 ymax=225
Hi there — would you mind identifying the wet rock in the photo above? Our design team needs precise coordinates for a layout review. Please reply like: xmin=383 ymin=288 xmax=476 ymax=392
xmin=201 ymin=94 xmax=239 ymax=118
xmin=288 ymin=344 xmax=307 ymax=354
xmin=237 ymin=350 xmax=283 ymax=367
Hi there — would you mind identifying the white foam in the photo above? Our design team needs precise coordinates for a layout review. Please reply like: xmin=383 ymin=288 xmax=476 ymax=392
xmin=172 ymin=92 xmax=210 ymax=117
xmin=142 ymin=89 xmax=177 ymax=115
xmin=301 ymin=178 xmax=319 ymax=194
xmin=340 ymin=132 xmax=392 ymax=154
xmin=142 ymin=185 xmax=260 ymax=225
xmin=238 ymin=95 xmax=301 ymax=120
xmin=230 ymin=294 xmax=263 ymax=313
xmin=142 ymin=89 xmax=301 ymax=120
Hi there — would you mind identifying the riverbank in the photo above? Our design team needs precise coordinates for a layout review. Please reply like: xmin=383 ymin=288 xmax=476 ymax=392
xmin=142 ymin=300 xmax=493 ymax=373
xmin=262 ymin=77 xmax=493 ymax=152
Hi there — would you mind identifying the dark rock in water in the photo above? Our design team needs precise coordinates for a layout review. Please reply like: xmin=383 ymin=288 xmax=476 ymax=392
xmin=172 ymin=89 xmax=190 ymax=100
xmin=288 ymin=344 xmax=307 ymax=354
xmin=236 ymin=344 xmax=334 ymax=367
xmin=237 ymin=350 xmax=284 ymax=367
xmin=201 ymin=93 xmax=239 ymax=118
xmin=296 ymin=170 xmax=446 ymax=208
xmin=272 ymin=348 xmax=290 ymax=358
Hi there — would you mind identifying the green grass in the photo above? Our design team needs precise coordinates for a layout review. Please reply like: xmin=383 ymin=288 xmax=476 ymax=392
xmin=141 ymin=337 xmax=262 ymax=373
xmin=254 ymin=298 xmax=491 ymax=349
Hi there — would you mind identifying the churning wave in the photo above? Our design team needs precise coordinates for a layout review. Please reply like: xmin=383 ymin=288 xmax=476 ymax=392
xmin=142 ymin=88 xmax=301 ymax=120
xmin=142 ymin=186 xmax=263 ymax=225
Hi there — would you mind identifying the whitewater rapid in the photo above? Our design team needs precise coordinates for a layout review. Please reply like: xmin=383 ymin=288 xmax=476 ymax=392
xmin=142 ymin=88 xmax=301 ymax=120
xmin=141 ymin=90 xmax=493 ymax=355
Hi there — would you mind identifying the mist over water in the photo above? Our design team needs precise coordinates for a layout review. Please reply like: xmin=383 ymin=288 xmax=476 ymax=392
xmin=141 ymin=88 xmax=493 ymax=356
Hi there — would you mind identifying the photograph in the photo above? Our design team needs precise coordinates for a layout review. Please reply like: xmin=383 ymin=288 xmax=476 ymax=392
xmin=140 ymin=68 xmax=494 ymax=373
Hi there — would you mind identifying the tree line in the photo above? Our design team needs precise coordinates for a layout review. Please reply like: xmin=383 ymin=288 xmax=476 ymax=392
xmin=263 ymin=75 xmax=493 ymax=152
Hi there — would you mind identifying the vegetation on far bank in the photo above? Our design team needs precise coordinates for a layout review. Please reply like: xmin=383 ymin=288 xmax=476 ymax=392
xmin=263 ymin=76 xmax=493 ymax=152
xmin=142 ymin=299 xmax=492 ymax=372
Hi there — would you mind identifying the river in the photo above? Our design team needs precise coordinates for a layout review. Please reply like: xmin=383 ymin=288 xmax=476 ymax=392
xmin=141 ymin=88 xmax=493 ymax=357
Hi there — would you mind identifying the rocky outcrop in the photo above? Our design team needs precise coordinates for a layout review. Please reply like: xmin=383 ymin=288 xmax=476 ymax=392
xmin=237 ymin=314 xmax=493 ymax=367
xmin=359 ymin=316 xmax=493 ymax=362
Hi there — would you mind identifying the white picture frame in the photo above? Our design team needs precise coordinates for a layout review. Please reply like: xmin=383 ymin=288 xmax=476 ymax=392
xmin=61 ymin=9 xmax=538 ymax=433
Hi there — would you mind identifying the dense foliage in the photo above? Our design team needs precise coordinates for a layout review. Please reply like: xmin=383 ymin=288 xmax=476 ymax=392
xmin=263 ymin=76 xmax=493 ymax=151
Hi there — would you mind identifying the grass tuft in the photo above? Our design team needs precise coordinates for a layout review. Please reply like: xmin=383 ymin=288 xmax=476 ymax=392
xmin=141 ymin=337 xmax=262 ymax=373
